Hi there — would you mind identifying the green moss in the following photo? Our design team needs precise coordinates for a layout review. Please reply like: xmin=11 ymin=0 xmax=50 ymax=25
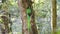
xmin=57 ymin=30 xmax=60 ymax=34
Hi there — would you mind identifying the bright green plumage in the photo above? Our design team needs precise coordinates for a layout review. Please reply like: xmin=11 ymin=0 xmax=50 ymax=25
xmin=26 ymin=7 xmax=31 ymax=32
xmin=27 ymin=15 xmax=31 ymax=30
xmin=26 ymin=7 xmax=31 ymax=14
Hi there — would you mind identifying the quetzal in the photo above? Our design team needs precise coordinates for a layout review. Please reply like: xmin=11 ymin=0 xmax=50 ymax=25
xmin=26 ymin=7 xmax=31 ymax=32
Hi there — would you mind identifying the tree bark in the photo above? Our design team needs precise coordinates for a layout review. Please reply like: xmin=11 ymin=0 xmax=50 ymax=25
xmin=18 ymin=0 xmax=38 ymax=34
xmin=31 ymin=9 xmax=38 ymax=34
xmin=18 ymin=0 xmax=29 ymax=34
xmin=29 ymin=0 xmax=38 ymax=34
xmin=51 ymin=0 xmax=57 ymax=34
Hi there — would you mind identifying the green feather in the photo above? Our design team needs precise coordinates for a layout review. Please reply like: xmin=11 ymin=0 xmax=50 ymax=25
xmin=27 ymin=15 xmax=31 ymax=31
xmin=26 ymin=7 xmax=31 ymax=32
xmin=26 ymin=8 xmax=31 ymax=14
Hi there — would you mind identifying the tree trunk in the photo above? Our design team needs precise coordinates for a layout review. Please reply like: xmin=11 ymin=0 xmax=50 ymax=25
xmin=29 ymin=1 xmax=38 ymax=34
xmin=31 ymin=9 xmax=38 ymax=34
xmin=18 ymin=0 xmax=29 ymax=34
xmin=18 ymin=0 xmax=38 ymax=34
xmin=51 ymin=0 xmax=57 ymax=34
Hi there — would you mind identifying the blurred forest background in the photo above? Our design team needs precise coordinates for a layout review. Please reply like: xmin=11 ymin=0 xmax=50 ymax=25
xmin=0 ymin=0 xmax=60 ymax=34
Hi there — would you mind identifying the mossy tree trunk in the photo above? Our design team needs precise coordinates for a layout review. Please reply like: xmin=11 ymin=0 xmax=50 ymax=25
xmin=51 ymin=0 xmax=57 ymax=34
xmin=27 ymin=0 xmax=38 ymax=34
xmin=30 ymin=6 xmax=38 ymax=34
xmin=18 ymin=0 xmax=38 ymax=34
xmin=18 ymin=0 xmax=29 ymax=34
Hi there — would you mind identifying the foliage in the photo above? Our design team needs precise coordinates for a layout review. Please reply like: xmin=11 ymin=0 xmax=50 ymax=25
xmin=57 ymin=30 xmax=60 ymax=34
xmin=0 ymin=0 xmax=60 ymax=34
xmin=2 ymin=0 xmax=6 ymax=3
